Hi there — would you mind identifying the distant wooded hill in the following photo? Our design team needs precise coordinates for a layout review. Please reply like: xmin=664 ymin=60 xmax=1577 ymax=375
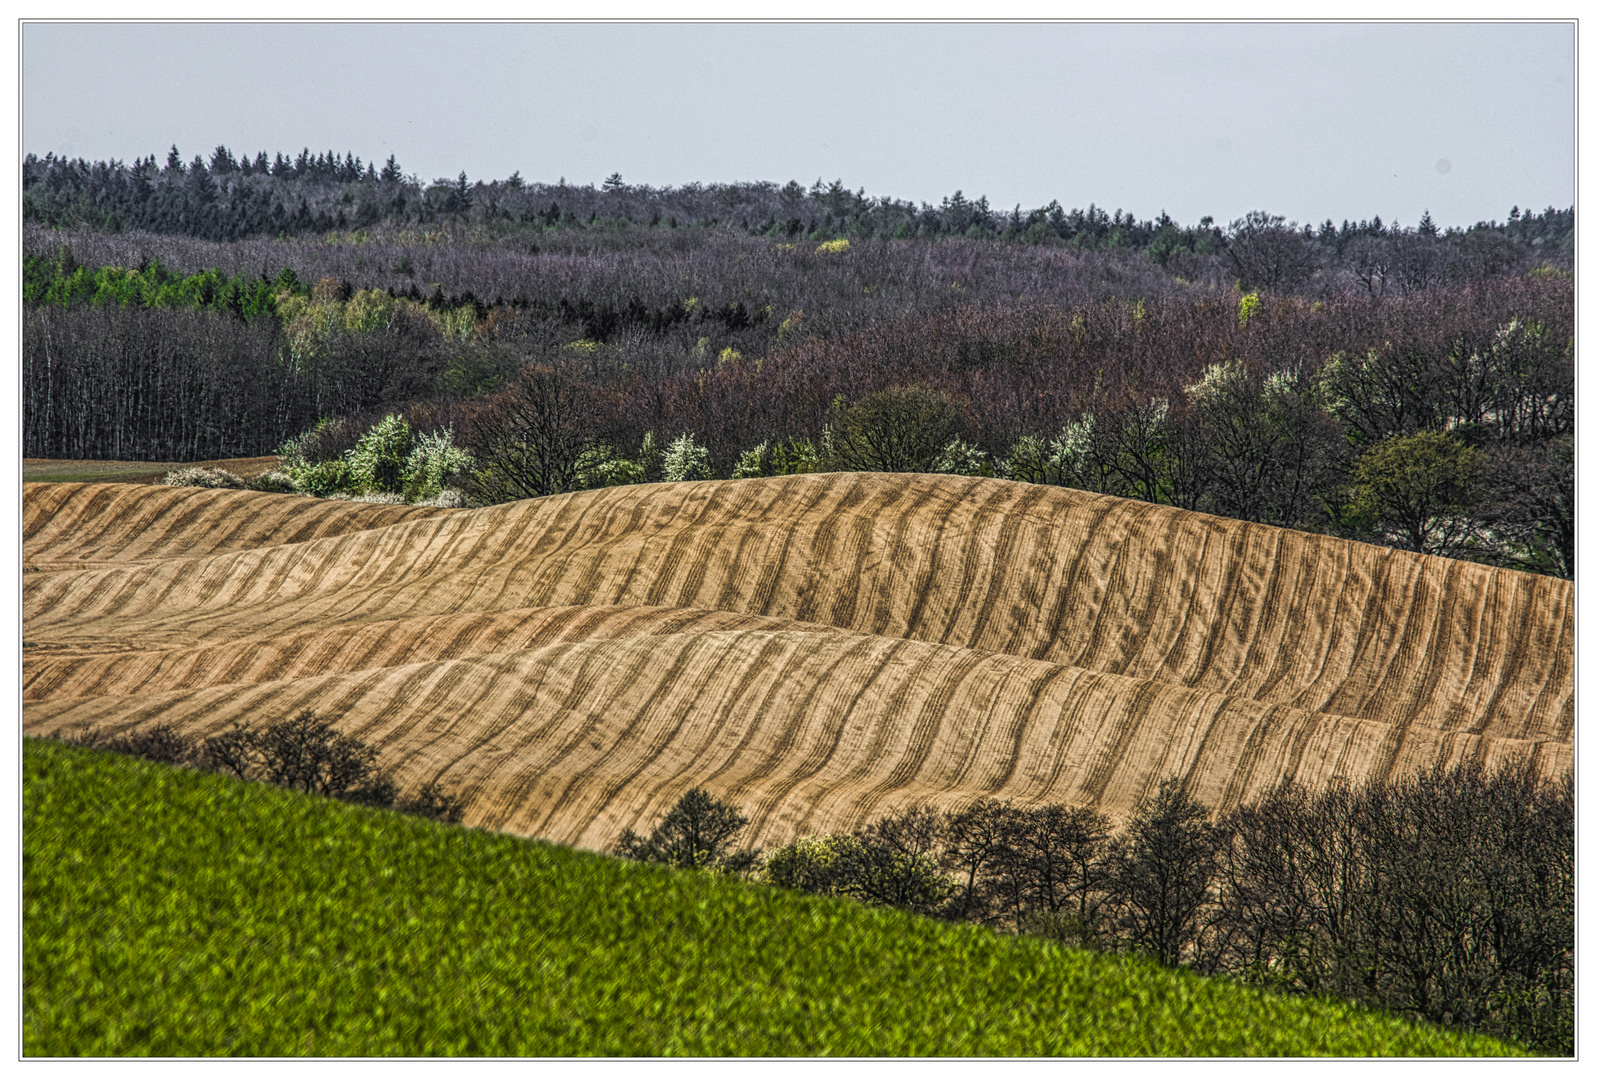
xmin=23 ymin=144 xmax=1573 ymax=261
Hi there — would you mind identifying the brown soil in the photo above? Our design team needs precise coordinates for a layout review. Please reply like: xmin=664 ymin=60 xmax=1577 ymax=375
xmin=22 ymin=473 xmax=1572 ymax=850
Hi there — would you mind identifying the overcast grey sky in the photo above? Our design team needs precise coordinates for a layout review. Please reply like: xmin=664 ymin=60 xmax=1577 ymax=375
xmin=21 ymin=21 xmax=1574 ymax=229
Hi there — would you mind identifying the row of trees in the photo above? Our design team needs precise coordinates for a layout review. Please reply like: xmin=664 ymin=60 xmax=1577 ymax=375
xmin=22 ymin=215 xmax=1568 ymax=377
xmin=24 ymin=250 xmax=1563 ymax=435
xmin=58 ymin=713 xmax=465 ymax=823
xmin=23 ymin=148 xmax=411 ymax=241
xmin=28 ymin=274 xmax=1570 ymax=576
xmin=295 ymin=289 xmax=1565 ymax=574
xmin=22 ymin=213 xmax=1570 ymax=576
xmin=51 ymin=713 xmax=1570 ymax=1053
xmin=619 ymin=760 xmax=1573 ymax=1055
xmin=25 ymin=245 xmax=302 ymax=321
xmin=23 ymin=150 xmax=1572 ymax=277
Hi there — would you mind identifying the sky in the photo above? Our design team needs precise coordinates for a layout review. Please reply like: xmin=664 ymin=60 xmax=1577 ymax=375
xmin=19 ymin=20 xmax=1578 ymax=231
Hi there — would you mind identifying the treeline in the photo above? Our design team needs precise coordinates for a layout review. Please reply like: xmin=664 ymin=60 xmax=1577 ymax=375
xmin=24 ymin=245 xmax=303 ymax=322
xmin=57 ymin=713 xmax=464 ymax=824
xmin=21 ymin=185 xmax=1572 ymax=576
xmin=616 ymin=762 xmax=1573 ymax=1056
xmin=124 ymin=272 xmax=1567 ymax=577
xmin=43 ymin=713 xmax=1572 ymax=1053
xmin=26 ymin=270 xmax=1572 ymax=575
xmin=24 ymin=147 xmax=1572 ymax=273
xmin=17 ymin=224 xmax=1213 ymax=463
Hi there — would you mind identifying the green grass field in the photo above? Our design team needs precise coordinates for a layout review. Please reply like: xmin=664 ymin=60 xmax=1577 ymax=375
xmin=21 ymin=456 xmax=279 ymax=485
xmin=22 ymin=737 xmax=1525 ymax=1057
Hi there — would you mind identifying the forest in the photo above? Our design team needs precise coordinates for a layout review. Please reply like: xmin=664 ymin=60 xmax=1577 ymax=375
xmin=21 ymin=145 xmax=1575 ymax=578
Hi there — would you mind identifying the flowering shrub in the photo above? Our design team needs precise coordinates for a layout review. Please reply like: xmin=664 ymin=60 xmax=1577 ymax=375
xmin=163 ymin=466 xmax=246 ymax=489
xmin=662 ymin=432 xmax=711 ymax=482
xmin=401 ymin=426 xmax=473 ymax=502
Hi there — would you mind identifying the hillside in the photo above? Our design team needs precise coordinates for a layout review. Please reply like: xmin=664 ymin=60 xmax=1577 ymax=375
xmin=22 ymin=473 xmax=1572 ymax=851
xmin=24 ymin=738 xmax=1523 ymax=1057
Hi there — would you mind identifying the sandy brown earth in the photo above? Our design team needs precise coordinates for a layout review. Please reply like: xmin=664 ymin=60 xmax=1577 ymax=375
xmin=22 ymin=473 xmax=1572 ymax=851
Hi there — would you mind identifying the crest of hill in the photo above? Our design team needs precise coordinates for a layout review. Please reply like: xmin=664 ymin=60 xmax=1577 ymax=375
xmin=22 ymin=482 xmax=461 ymax=573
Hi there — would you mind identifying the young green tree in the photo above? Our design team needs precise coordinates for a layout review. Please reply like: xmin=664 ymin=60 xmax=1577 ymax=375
xmin=1346 ymin=430 xmax=1481 ymax=556
xmin=661 ymin=432 xmax=712 ymax=482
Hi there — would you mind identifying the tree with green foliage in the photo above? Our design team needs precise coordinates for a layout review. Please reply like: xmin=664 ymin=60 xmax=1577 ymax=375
xmin=730 ymin=436 xmax=820 ymax=479
xmin=661 ymin=431 xmax=712 ymax=482
xmin=401 ymin=426 xmax=473 ymax=502
xmin=1346 ymin=430 xmax=1481 ymax=556
xmin=761 ymin=834 xmax=863 ymax=896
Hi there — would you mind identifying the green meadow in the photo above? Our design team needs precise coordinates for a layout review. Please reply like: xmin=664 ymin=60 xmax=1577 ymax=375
xmin=23 ymin=738 xmax=1523 ymax=1057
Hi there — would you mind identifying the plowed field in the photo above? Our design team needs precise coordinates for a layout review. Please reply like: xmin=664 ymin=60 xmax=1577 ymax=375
xmin=22 ymin=473 xmax=1573 ymax=851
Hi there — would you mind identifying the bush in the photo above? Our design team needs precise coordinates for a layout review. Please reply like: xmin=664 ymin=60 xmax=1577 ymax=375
xmin=61 ymin=722 xmax=196 ymax=766
xmin=930 ymin=436 xmax=991 ymax=477
xmin=163 ymin=466 xmax=246 ymax=489
xmin=346 ymin=412 xmax=414 ymax=495
xmin=398 ymin=781 xmax=467 ymax=824
xmin=661 ymin=432 xmax=712 ymax=482
xmin=286 ymin=456 xmax=354 ymax=497
xmin=246 ymin=470 xmax=297 ymax=494
xmin=401 ymin=426 xmax=474 ymax=502
xmin=761 ymin=834 xmax=861 ymax=895
xmin=730 ymin=436 xmax=819 ymax=479
xmin=244 ymin=711 xmax=382 ymax=797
